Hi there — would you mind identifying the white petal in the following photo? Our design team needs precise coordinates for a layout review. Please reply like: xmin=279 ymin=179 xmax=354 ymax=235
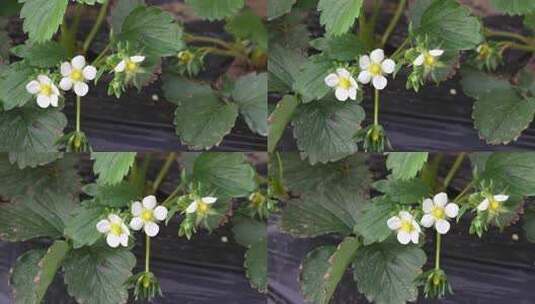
xmin=154 ymin=206 xmax=168 ymax=221
xmin=336 ymin=68 xmax=350 ymax=78
xmin=335 ymin=87 xmax=349 ymax=101
xmin=324 ymin=73 xmax=339 ymax=87
xmin=203 ymin=197 xmax=217 ymax=204
xmin=445 ymin=203 xmax=459 ymax=218
xmin=357 ymin=71 xmax=371 ymax=84
xmin=130 ymin=55 xmax=145 ymax=63
xmin=381 ymin=59 xmax=396 ymax=74
xmin=36 ymin=95 xmax=50 ymax=108
xmin=37 ymin=75 xmax=51 ymax=84
xmin=422 ymin=198 xmax=434 ymax=213
xmin=129 ymin=217 xmax=143 ymax=230
xmin=410 ymin=231 xmax=419 ymax=244
xmin=372 ymin=75 xmax=387 ymax=90
xmin=144 ymin=222 xmax=159 ymax=237
xmin=397 ymin=231 xmax=411 ymax=245
xmin=108 ymin=214 xmax=122 ymax=223
xmin=59 ymin=77 xmax=73 ymax=91
xmin=60 ymin=62 xmax=72 ymax=76
xmin=399 ymin=211 xmax=413 ymax=221
xmin=114 ymin=60 xmax=126 ymax=73
xmin=74 ymin=82 xmax=89 ymax=96
xmin=435 ymin=219 xmax=450 ymax=234
xmin=122 ymin=223 xmax=130 ymax=236
xmin=495 ymin=194 xmax=509 ymax=202
xmin=348 ymin=87 xmax=357 ymax=100
xmin=370 ymin=49 xmax=384 ymax=63
xmin=413 ymin=220 xmax=421 ymax=232
xmin=359 ymin=55 xmax=371 ymax=69
xmin=96 ymin=219 xmax=110 ymax=233
xmin=413 ymin=54 xmax=425 ymax=66
xmin=429 ymin=49 xmax=444 ymax=56
xmin=83 ymin=65 xmax=97 ymax=80
xmin=433 ymin=192 xmax=448 ymax=207
xmin=26 ymin=80 xmax=40 ymax=94
xmin=119 ymin=234 xmax=129 ymax=247
xmin=142 ymin=195 xmax=157 ymax=209
xmin=387 ymin=216 xmax=401 ymax=230
xmin=477 ymin=198 xmax=489 ymax=211
xmin=420 ymin=214 xmax=435 ymax=228
xmin=186 ymin=201 xmax=198 ymax=213
xmin=51 ymin=84 xmax=60 ymax=95
xmin=131 ymin=201 xmax=143 ymax=216
xmin=49 ymin=94 xmax=58 ymax=107
xmin=71 ymin=55 xmax=86 ymax=69
xmin=106 ymin=234 xmax=120 ymax=248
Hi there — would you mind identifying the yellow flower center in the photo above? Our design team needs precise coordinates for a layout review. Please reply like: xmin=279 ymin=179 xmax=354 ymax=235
xmin=424 ymin=54 xmax=436 ymax=66
xmin=40 ymin=84 xmax=53 ymax=96
xmin=126 ymin=60 xmax=138 ymax=73
xmin=178 ymin=51 xmax=193 ymax=64
xmin=249 ymin=192 xmax=266 ymax=207
xmin=431 ymin=207 xmax=445 ymax=219
xmin=110 ymin=223 xmax=123 ymax=236
xmin=478 ymin=44 xmax=491 ymax=58
xmin=369 ymin=63 xmax=382 ymax=76
xmin=489 ymin=198 xmax=501 ymax=211
xmin=70 ymin=69 xmax=83 ymax=81
xmin=197 ymin=201 xmax=209 ymax=215
xmin=141 ymin=209 xmax=153 ymax=222
xmin=400 ymin=220 xmax=414 ymax=233
xmin=338 ymin=77 xmax=351 ymax=90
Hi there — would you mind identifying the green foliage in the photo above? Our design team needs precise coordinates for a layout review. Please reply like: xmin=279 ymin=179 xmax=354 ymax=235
xmin=232 ymin=72 xmax=268 ymax=136
xmin=17 ymin=41 xmax=68 ymax=68
xmin=309 ymin=33 xmax=366 ymax=61
xmin=523 ymin=206 xmax=535 ymax=242
xmin=268 ymin=95 xmax=299 ymax=153
xmin=490 ymin=0 xmax=535 ymax=15
xmin=353 ymin=197 xmax=397 ymax=244
xmin=293 ymin=55 xmax=332 ymax=103
xmin=317 ymin=0 xmax=363 ymax=36
xmin=64 ymin=203 xmax=107 ymax=249
xmin=300 ymin=246 xmax=337 ymax=303
xmin=386 ymin=152 xmax=429 ymax=181
xmin=19 ymin=0 xmax=68 ymax=43
xmin=8 ymin=152 xmax=62 ymax=169
xmin=0 ymin=62 xmax=34 ymax=110
xmin=83 ymin=181 xmax=142 ymax=208
xmin=374 ymin=177 xmax=431 ymax=205
xmin=10 ymin=249 xmax=47 ymax=304
xmin=185 ymin=0 xmax=245 ymax=21
xmin=268 ymin=0 xmax=296 ymax=20
xmin=110 ymin=0 xmax=146 ymax=34
xmin=91 ymin=152 xmax=137 ymax=185
xmin=226 ymin=10 xmax=267 ymax=51
xmin=34 ymin=241 xmax=71 ymax=302
xmin=268 ymin=44 xmax=306 ymax=92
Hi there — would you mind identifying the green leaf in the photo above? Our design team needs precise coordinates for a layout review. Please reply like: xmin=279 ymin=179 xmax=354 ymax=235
xmin=119 ymin=6 xmax=183 ymax=57
xmin=226 ymin=9 xmax=267 ymax=51
xmin=280 ymin=186 xmax=368 ymax=237
xmin=22 ymin=41 xmax=67 ymax=68
xmin=268 ymin=12 xmax=311 ymax=52
xmin=0 ymin=62 xmax=34 ymax=110
xmin=460 ymin=68 xmax=511 ymax=99
xmin=386 ymin=152 xmax=429 ymax=181
xmin=90 ymin=152 xmax=137 ymax=185
xmin=317 ymin=0 xmax=363 ymax=36
xmin=63 ymin=245 xmax=136 ymax=304
xmin=268 ymin=95 xmax=299 ymax=153
xmin=64 ymin=203 xmax=106 ymax=249
xmin=525 ymin=13 xmax=535 ymax=31
xmin=309 ymin=33 xmax=365 ymax=61
xmin=110 ymin=0 xmax=145 ymax=34
xmin=192 ymin=152 xmax=256 ymax=198
xmin=293 ymin=55 xmax=332 ymax=103
xmin=0 ymin=0 xmax=22 ymax=17
xmin=0 ymin=23 xmax=11 ymax=62
xmin=268 ymin=44 xmax=306 ymax=91
xmin=300 ymin=237 xmax=360 ymax=304
xmin=19 ymin=0 xmax=68 ymax=43
xmin=354 ymin=197 xmax=397 ymax=244
xmin=83 ymin=181 xmax=142 ymax=208
xmin=35 ymin=241 xmax=70 ymax=302
xmin=373 ymin=177 xmax=431 ymax=205
xmin=0 ymin=190 xmax=77 ymax=241
xmin=523 ymin=206 xmax=535 ymax=242
xmin=413 ymin=0 xmax=483 ymax=50
xmin=8 ymin=152 xmax=62 ymax=169
xmin=353 ymin=241 xmax=426 ymax=304
xmin=268 ymin=0 xmax=296 ymax=20
xmin=232 ymin=72 xmax=268 ymax=136
xmin=185 ymin=0 xmax=245 ymax=21
xmin=0 ymin=107 xmax=67 ymax=151
xmin=490 ymin=0 xmax=535 ymax=15
xmin=292 ymin=99 xmax=364 ymax=165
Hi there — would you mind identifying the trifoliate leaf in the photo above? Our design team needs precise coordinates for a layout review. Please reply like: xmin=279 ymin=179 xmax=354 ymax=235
xmin=268 ymin=0 xmax=296 ymax=20
xmin=268 ymin=44 xmax=305 ymax=92
xmin=413 ymin=0 xmax=483 ymax=50
xmin=309 ymin=33 xmax=366 ymax=61
xmin=18 ymin=41 xmax=68 ymax=68
xmin=82 ymin=181 xmax=142 ymax=208
xmin=64 ymin=202 xmax=106 ymax=249
xmin=110 ymin=0 xmax=146 ymax=34
xmin=8 ymin=152 xmax=62 ymax=169
xmin=185 ymin=0 xmax=244 ymax=21
xmin=63 ymin=245 xmax=136 ymax=304
xmin=226 ymin=9 xmax=267 ymax=51
xmin=192 ymin=152 xmax=256 ymax=198
xmin=268 ymin=95 xmax=299 ymax=153
xmin=19 ymin=0 xmax=68 ymax=43
xmin=460 ymin=68 xmax=511 ymax=99
xmin=292 ymin=99 xmax=364 ymax=165
xmin=317 ymin=0 xmax=363 ymax=36
xmin=293 ymin=55 xmax=332 ymax=103
xmin=0 ymin=62 xmax=34 ymax=110
xmin=90 ymin=152 xmax=137 ymax=185
xmin=300 ymin=237 xmax=360 ymax=304
xmin=232 ymin=72 xmax=267 ymax=136
xmin=353 ymin=196 xmax=397 ymax=244
xmin=373 ymin=177 xmax=431 ymax=205
xmin=386 ymin=152 xmax=429 ymax=181
xmin=353 ymin=241 xmax=426 ymax=304
xmin=280 ymin=186 xmax=368 ymax=237
xmin=490 ymin=0 xmax=535 ymax=15
xmin=119 ymin=6 xmax=183 ymax=57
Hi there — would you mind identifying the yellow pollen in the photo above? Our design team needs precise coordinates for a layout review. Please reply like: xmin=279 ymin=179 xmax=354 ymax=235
xmin=40 ymin=84 xmax=53 ymax=96
xmin=369 ymin=63 xmax=382 ymax=76
xmin=110 ymin=223 xmax=123 ymax=236
xmin=424 ymin=54 xmax=436 ymax=66
xmin=338 ymin=77 xmax=351 ymax=90
xmin=489 ymin=198 xmax=500 ymax=211
xmin=431 ymin=207 xmax=445 ymax=219
xmin=141 ymin=209 xmax=153 ymax=221
xmin=197 ymin=201 xmax=209 ymax=215
xmin=70 ymin=69 xmax=83 ymax=81
xmin=250 ymin=192 xmax=265 ymax=207
xmin=178 ymin=51 xmax=193 ymax=64
xmin=400 ymin=220 xmax=413 ymax=233
xmin=126 ymin=60 xmax=138 ymax=73
xmin=478 ymin=44 xmax=490 ymax=58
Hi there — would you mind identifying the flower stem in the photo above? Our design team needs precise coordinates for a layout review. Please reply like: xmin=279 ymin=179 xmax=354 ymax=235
xmin=391 ymin=37 xmax=410 ymax=60
xmin=374 ymin=89 xmax=380 ymax=126
xmin=380 ymin=0 xmax=407 ymax=47
xmin=83 ymin=0 xmax=110 ymax=53
xmin=435 ymin=232 xmax=441 ymax=270
xmin=92 ymin=43 xmax=112 ymax=66
xmin=453 ymin=181 xmax=474 ymax=203
xmin=442 ymin=153 xmax=467 ymax=190
xmin=184 ymin=33 xmax=234 ymax=50
xmin=151 ymin=152 xmax=177 ymax=194
xmin=503 ymin=42 xmax=535 ymax=52
xmin=76 ymin=95 xmax=81 ymax=133
xmin=162 ymin=185 xmax=182 ymax=208
xmin=484 ymin=28 xmax=533 ymax=45
xmin=145 ymin=234 xmax=150 ymax=273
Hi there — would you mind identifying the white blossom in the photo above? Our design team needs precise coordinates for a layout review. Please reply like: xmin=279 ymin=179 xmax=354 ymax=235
xmin=477 ymin=194 xmax=509 ymax=212
xmin=59 ymin=55 xmax=96 ymax=96
xmin=358 ymin=49 xmax=396 ymax=90
xmin=114 ymin=55 xmax=145 ymax=74
xmin=96 ymin=214 xmax=130 ymax=248
xmin=25 ymin=75 xmax=60 ymax=108
xmin=129 ymin=195 xmax=168 ymax=237
xmin=420 ymin=192 xmax=459 ymax=234
xmin=387 ymin=211 xmax=421 ymax=245
xmin=186 ymin=196 xmax=217 ymax=215
xmin=413 ymin=49 xmax=444 ymax=67
xmin=324 ymin=68 xmax=358 ymax=101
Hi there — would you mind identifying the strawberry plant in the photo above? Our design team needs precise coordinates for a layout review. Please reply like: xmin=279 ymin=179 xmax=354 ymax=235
xmin=0 ymin=151 xmax=271 ymax=303
xmin=0 ymin=0 xmax=267 ymax=152
xmin=272 ymin=151 xmax=535 ymax=304
xmin=268 ymin=0 xmax=535 ymax=160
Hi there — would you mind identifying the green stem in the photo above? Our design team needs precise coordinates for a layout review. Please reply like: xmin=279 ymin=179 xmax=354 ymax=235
xmin=380 ymin=0 xmax=407 ymax=47
xmin=453 ymin=181 xmax=474 ymax=203
xmin=200 ymin=47 xmax=247 ymax=60
xmin=82 ymin=0 xmax=110 ymax=53
xmin=484 ymin=28 xmax=532 ymax=45
xmin=76 ymin=95 xmax=81 ymax=132
xmin=145 ymin=234 xmax=150 ymax=273
xmin=151 ymin=152 xmax=177 ymax=194
xmin=184 ymin=33 xmax=234 ymax=50
xmin=374 ymin=89 xmax=380 ymax=126
xmin=504 ymin=42 xmax=535 ymax=52
xmin=442 ymin=153 xmax=467 ymax=190
xmin=162 ymin=185 xmax=182 ymax=208
xmin=435 ymin=232 xmax=441 ymax=270
xmin=92 ymin=43 xmax=112 ymax=66
xmin=391 ymin=37 xmax=409 ymax=60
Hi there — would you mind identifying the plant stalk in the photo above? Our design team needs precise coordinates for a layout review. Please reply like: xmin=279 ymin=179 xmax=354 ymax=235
xmin=391 ymin=37 xmax=409 ymax=60
xmin=374 ymin=89 xmax=380 ymax=126
xmin=484 ymin=28 xmax=532 ymax=45
xmin=442 ymin=153 xmax=467 ymax=190
xmin=435 ymin=232 xmax=441 ymax=270
xmin=76 ymin=95 xmax=81 ymax=132
xmin=83 ymin=0 xmax=111 ymax=53
xmin=151 ymin=152 xmax=177 ymax=194
xmin=380 ymin=0 xmax=407 ymax=47
xmin=145 ymin=234 xmax=150 ymax=272
xmin=184 ymin=33 xmax=234 ymax=50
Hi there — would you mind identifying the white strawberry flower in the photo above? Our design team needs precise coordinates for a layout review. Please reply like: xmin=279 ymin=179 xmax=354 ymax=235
xmin=477 ymin=194 xmax=509 ymax=212
xmin=129 ymin=195 xmax=168 ymax=237
xmin=186 ymin=196 xmax=217 ymax=216
xmin=96 ymin=214 xmax=130 ymax=248
xmin=114 ymin=55 xmax=145 ymax=74
xmin=413 ymin=49 xmax=444 ymax=67
xmin=324 ymin=68 xmax=358 ymax=101
xmin=387 ymin=211 xmax=421 ymax=245
xmin=25 ymin=75 xmax=60 ymax=108
xmin=358 ymin=49 xmax=396 ymax=90
xmin=59 ymin=55 xmax=97 ymax=97
xmin=420 ymin=192 xmax=459 ymax=234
